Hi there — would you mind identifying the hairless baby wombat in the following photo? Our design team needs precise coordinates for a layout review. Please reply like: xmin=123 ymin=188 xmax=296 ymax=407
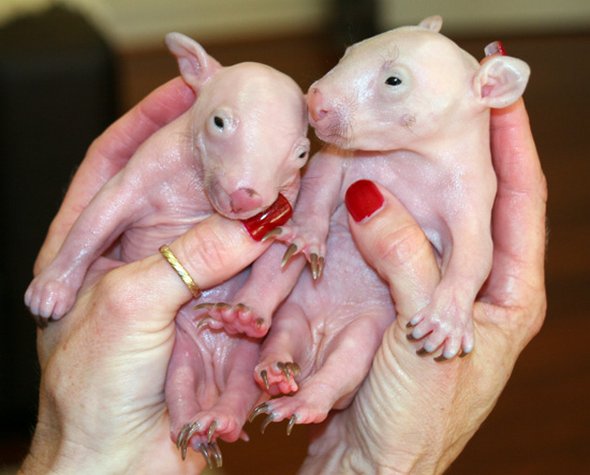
xmin=24 ymin=32 xmax=310 ymax=462
xmin=248 ymin=16 xmax=530 ymax=432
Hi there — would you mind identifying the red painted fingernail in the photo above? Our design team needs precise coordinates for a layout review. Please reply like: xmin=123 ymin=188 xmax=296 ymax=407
xmin=484 ymin=40 xmax=506 ymax=57
xmin=241 ymin=193 xmax=292 ymax=241
xmin=345 ymin=180 xmax=384 ymax=222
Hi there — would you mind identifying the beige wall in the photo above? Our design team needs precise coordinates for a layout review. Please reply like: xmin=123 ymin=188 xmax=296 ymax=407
xmin=381 ymin=0 xmax=590 ymax=34
xmin=1 ymin=0 xmax=589 ymax=49
xmin=0 ymin=0 xmax=331 ymax=47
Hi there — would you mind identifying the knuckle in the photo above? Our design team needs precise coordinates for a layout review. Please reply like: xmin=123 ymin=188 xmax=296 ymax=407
xmin=374 ymin=222 xmax=430 ymax=269
xmin=94 ymin=267 xmax=140 ymax=315
xmin=180 ymin=227 xmax=232 ymax=281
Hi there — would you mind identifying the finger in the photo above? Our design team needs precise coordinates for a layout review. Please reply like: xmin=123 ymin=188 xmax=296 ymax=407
xmin=484 ymin=99 xmax=547 ymax=305
xmin=123 ymin=214 xmax=272 ymax=321
xmin=34 ymin=77 xmax=195 ymax=274
xmin=345 ymin=180 xmax=440 ymax=322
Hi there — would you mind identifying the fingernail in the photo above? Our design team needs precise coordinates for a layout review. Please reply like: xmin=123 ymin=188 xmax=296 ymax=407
xmin=241 ymin=194 xmax=292 ymax=241
xmin=345 ymin=180 xmax=384 ymax=222
xmin=484 ymin=40 xmax=506 ymax=57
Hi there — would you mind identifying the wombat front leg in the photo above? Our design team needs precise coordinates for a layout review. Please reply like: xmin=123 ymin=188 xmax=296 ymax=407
xmin=275 ymin=146 xmax=344 ymax=280
xmin=25 ymin=173 xmax=143 ymax=319
xmin=409 ymin=220 xmax=494 ymax=359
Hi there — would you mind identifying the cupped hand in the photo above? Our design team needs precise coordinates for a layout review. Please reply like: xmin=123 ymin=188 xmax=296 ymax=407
xmin=33 ymin=77 xmax=195 ymax=275
xmin=300 ymin=98 xmax=547 ymax=474
xmin=20 ymin=79 xmax=275 ymax=474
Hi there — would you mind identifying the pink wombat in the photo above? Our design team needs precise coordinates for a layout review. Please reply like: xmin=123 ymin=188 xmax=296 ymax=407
xmin=24 ymin=33 xmax=309 ymax=457
xmin=250 ymin=16 xmax=530 ymax=430
xmin=25 ymin=33 xmax=310 ymax=320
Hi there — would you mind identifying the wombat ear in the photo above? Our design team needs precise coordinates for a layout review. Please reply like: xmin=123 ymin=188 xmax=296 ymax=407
xmin=418 ymin=15 xmax=443 ymax=32
xmin=165 ymin=32 xmax=222 ymax=90
xmin=474 ymin=56 xmax=531 ymax=109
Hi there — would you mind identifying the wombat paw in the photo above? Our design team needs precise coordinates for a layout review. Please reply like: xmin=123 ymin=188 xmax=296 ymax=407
xmin=193 ymin=302 xmax=269 ymax=337
xmin=24 ymin=278 xmax=76 ymax=320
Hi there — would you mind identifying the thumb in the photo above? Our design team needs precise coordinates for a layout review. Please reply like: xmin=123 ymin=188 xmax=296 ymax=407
xmin=345 ymin=180 xmax=440 ymax=322
xmin=110 ymin=213 xmax=272 ymax=324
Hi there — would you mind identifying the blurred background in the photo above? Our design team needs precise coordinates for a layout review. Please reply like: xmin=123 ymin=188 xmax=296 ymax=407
xmin=1 ymin=0 xmax=588 ymax=473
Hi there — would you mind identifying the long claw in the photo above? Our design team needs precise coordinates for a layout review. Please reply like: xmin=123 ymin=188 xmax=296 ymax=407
xmin=310 ymin=253 xmax=320 ymax=280
xmin=177 ymin=424 xmax=190 ymax=449
xmin=199 ymin=444 xmax=213 ymax=470
xmin=287 ymin=414 xmax=297 ymax=436
xmin=260 ymin=370 xmax=270 ymax=390
xmin=277 ymin=361 xmax=300 ymax=381
xmin=281 ymin=243 xmax=298 ymax=268
xmin=261 ymin=227 xmax=283 ymax=242
xmin=194 ymin=303 xmax=214 ymax=311
xmin=210 ymin=441 xmax=223 ymax=468
xmin=196 ymin=316 xmax=213 ymax=330
xmin=318 ymin=256 xmax=325 ymax=279
xmin=277 ymin=361 xmax=291 ymax=380
xmin=261 ymin=413 xmax=274 ymax=434
xmin=207 ymin=420 xmax=217 ymax=444
xmin=290 ymin=362 xmax=301 ymax=378
xmin=178 ymin=422 xmax=200 ymax=460
xmin=249 ymin=402 xmax=269 ymax=423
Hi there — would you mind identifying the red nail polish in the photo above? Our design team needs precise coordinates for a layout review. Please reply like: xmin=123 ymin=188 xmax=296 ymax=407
xmin=345 ymin=180 xmax=384 ymax=222
xmin=241 ymin=193 xmax=292 ymax=241
xmin=484 ymin=40 xmax=506 ymax=57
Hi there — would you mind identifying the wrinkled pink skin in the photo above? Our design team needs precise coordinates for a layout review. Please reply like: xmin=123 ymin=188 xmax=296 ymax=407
xmin=248 ymin=17 xmax=529 ymax=427
xmin=24 ymin=33 xmax=309 ymax=450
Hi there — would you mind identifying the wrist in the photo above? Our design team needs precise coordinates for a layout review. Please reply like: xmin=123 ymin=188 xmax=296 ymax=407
xmin=20 ymin=407 xmax=204 ymax=474
xmin=20 ymin=420 xmax=137 ymax=474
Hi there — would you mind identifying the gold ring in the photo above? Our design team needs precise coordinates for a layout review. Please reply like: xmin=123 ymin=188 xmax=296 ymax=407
xmin=159 ymin=244 xmax=202 ymax=299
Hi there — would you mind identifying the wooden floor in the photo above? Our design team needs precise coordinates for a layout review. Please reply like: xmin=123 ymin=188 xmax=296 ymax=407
xmin=3 ymin=31 xmax=589 ymax=474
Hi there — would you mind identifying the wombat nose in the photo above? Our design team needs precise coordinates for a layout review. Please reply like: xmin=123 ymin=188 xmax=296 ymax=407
xmin=307 ymin=87 xmax=329 ymax=123
xmin=229 ymin=188 xmax=263 ymax=213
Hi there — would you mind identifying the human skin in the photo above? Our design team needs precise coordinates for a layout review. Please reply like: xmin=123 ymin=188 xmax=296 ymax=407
xmin=23 ymin=32 xmax=310 ymax=457
xmin=248 ymin=18 xmax=531 ymax=432
xmin=19 ymin=84 xmax=546 ymax=473
xmin=25 ymin=33 xmax=309 ymax=322
xmin=298 ymin=98 xmax=547 ymax=474
xmin=19 ymin=78 xmax=282 ymax=474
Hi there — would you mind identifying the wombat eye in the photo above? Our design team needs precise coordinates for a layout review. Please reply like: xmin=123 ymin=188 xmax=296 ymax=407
xmin=213 ymin=116 xmax=225 ymax=129
xmin=298 ymin=151 xmax=308 ymax=159
xmin=385 ymin=76 xmax=402 ymax=86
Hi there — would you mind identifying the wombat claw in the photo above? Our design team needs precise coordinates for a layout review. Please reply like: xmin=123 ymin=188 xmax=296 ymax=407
xmin=261 ymin=227 xmax=283 ymax=242
xmin=260 ymin=369 xmax=270 ymax=390
xmin=207 ymin=420 xmax=217 ymax=443
xmin=248 ymin=403 xmax=298 ymax=435
xmin=176 ymin=421 xmax=223 ymax=467
xmin=177 ymin=421 xmax=200 ymax=460
xmin=248 ymin=403 xmax=274 ymax=434
xmin=310 ymin=253 xmax=325 ymax=280
xmin=281 ymin=243 xmax=298 ymax=268
xmin=196 ymin=316 xmax=214 ymax=330
xmin=199 ymin=441 xmax=223 ymax=469
xmin=248 ymin=402 xmax=269 ymax=423
xmin=277 ymin=361 xmax=301 ymax=380
xmin=286 ymin=414 xmax=297 ymax=436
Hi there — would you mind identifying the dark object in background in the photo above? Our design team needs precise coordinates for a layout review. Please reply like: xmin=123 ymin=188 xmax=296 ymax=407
xmin=0 ymin=5 xmax=116 ymax=450
xmin=330 ymin=0 xmax=379 ymax=47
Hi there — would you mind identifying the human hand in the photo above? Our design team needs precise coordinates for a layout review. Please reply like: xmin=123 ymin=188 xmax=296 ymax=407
xmin=19 ymin=80 xmax=281 ymax=474
xmin=300 ymin=98 xmax=547 ymax=474
xmin=33 ymin=77 xmax=196 ymax=276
